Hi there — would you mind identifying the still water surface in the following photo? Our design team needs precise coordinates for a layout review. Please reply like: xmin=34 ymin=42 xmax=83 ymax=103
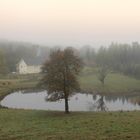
xmin=1 ymin=91 xmax=140 ymax=111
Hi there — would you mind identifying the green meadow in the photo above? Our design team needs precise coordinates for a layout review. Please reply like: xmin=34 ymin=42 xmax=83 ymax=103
xmin=79 ymin=67 xmax=140 ymax=95
xmin=0 ymin=109 xmax=139 ymax=140
xmin=0 ymin=68 xmax=140 ymax=140
xmin=1 ymin=67 xmax=140 ymax=101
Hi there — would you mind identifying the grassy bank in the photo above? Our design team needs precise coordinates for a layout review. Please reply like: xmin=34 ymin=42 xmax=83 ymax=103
xmin=0 ymin=70 xmax=140 ymax=140
xmin=0 ymin=109 xmax=139 ymax=140
xmin=79 ymin=67 xmax=140 ymax=95
xmin=1 ymin=67 xmax=140 ymax=101
xmin=0 ymin=74 xmax=42 ymax=101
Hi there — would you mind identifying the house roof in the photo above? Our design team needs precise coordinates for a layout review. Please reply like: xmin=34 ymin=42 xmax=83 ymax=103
xmin=24 ymin=58 xmax=43 ymax=65
xmin=16 ymin=59 xmax=26 ymax=66
xmin=18 ymin=58 xmax=45 ymax=66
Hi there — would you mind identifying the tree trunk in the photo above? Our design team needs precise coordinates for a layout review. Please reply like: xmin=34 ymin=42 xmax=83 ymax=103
xmin=64 ymin=94 xmax=69 ymax=114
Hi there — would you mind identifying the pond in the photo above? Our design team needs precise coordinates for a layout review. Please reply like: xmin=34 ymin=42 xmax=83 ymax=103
xmin=1 ymin=91 xmax=140 ymax=111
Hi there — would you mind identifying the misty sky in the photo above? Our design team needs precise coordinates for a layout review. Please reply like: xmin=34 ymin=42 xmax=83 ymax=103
xmin=0 ymin=0 xmax=140 ymax=47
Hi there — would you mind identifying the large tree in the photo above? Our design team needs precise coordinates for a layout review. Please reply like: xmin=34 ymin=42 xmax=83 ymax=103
xmin=41 ymin=48 xmax=82 ymax=113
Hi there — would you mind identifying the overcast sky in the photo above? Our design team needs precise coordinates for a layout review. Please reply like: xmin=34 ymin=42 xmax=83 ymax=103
xmin=0 ymin=0 xmax=140 ymax=47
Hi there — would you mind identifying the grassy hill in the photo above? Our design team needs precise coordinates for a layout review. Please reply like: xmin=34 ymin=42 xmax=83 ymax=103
xmin=0 ymin=74 xmax=41 ymax=101
xmin=0 ymin=109 xmax=139 ymax=140
xmin=1 ymin=68 xmax=140 ymax=101
xmin=0 ymin=68 xmax=139 ymax=140
xmin=79 ymin=67 xmax=140 ymax=95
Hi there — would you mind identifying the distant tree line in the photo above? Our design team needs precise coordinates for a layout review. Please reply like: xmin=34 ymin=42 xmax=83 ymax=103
xmin=0 ymin=40 xmax=140 ymax=79
xmin=0 ymin=41 xmax=51 ymax=73
xmin=79 ymin=42 xmax=140 ymax=78
xmin=0 ymin=50 xmax=8 ymax=75
xmin=96 ymin=42 xmax=140 ymax=78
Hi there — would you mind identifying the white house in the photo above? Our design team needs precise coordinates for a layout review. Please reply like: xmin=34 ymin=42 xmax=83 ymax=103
xmin=16 ymin=59 xmax=42 ymax=74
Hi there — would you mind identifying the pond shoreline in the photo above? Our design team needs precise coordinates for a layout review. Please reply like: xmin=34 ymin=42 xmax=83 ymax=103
xmin=1 ymin=88 xmax=140 ymax=102
xmin=0 ymin=85 xmax=42 ymax=108
xmin=1 ymin=90 xmax=140 ymax=111
xmin=0 ymin=78 xmax=140 ymax=110
xmin=1 ymin=87 xmax=140 ymax=103
xmin=80 ymin=89 xmax=140 ymax=96
xmin=1 ymin=70 xmax=140 ymax=108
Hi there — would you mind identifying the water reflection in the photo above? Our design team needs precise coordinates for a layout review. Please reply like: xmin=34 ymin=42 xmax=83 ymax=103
xmin=129 ymin=96 xmax=140 ymax=106
xmin=0 ymin=91 xmax=140 ymax=111
xmin=104 ymin=95 xmax=140 ymax=106
xmin=88 ymin=96 xmax=108 ymax=111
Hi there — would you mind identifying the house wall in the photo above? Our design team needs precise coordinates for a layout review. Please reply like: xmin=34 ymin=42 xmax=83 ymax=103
xmin=17 ymin=60 xmax=42 ymax=74
xmin=27 ymin=65 xmax=42 ymax=74
xmin=17 ymin=60 xmax=28 ymax=74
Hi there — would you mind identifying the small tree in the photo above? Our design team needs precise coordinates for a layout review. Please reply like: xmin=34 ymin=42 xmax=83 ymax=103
xmin=98 ymin=67 xmax=108 ymax=86
xmin=41 ymin=48 xmax=82 ymax=113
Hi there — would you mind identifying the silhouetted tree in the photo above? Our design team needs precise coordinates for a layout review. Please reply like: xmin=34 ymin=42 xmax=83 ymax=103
xmin=41 ymin=48 xmax=83 ymax=113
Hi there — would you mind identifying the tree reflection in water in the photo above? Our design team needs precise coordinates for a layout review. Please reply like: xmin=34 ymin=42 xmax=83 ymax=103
xmin=88 ymin=95 xmax=108 ymax=111
xmin=129 ymin=97 xmax=140 ymax=106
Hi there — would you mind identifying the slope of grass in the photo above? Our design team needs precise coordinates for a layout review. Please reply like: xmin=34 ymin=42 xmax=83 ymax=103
xmin=79 ymin=67 xmax=140 ymax=94
xmin=0 ymin=109 xmax=139 ymax=140
xmin=0 ymin=74 xmax=42 ymax=101
xmin=1 ymin=67 xmax=140 ymax=101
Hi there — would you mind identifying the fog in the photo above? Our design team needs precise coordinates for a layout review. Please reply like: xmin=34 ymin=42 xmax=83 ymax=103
xmin=0 ymin=0 xmax=140 ymax=47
